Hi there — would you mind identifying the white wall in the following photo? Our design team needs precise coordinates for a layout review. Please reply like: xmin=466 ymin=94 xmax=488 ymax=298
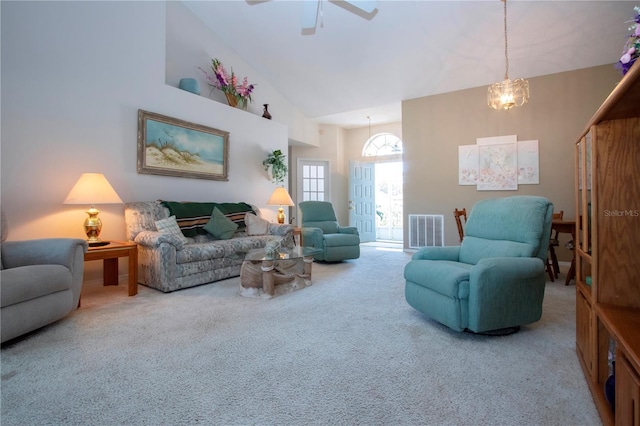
xmin=0 ymin=1 xmax=304 ymax=280
xmin=165 ymin=2 xmax=319 ymax=147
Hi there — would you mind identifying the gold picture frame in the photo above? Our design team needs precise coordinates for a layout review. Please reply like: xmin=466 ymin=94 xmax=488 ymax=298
xmin=137 ymin=109 xmax=229 ymax=181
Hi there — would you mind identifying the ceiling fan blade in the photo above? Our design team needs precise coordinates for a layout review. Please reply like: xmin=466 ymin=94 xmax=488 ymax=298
xmin=302 ymin=0 xmax=320 ymax=30
xmin=343 ymin=0 xmax=377 ymax=14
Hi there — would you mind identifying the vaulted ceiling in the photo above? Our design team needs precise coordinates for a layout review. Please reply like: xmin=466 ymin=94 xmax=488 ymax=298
xmin=184 ymin=1 xmax=634 ymax=128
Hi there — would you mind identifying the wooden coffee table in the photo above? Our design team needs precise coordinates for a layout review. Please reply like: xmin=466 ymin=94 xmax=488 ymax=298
xmin=240 ymin=246 xmax=320 ymax=298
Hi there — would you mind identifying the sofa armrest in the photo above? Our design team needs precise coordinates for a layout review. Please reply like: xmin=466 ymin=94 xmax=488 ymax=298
xmin=411 ymin=246 xmax=460 ymax=261
xmin=131 ymin=232 xmax=182 ymax=292
xmin=133 ymin=231 xmax=185 ymax=250
xmin=1 ymin=238 xmax=88 ymax=269
xmin=266 ymin=223 xmax=294 ymax=248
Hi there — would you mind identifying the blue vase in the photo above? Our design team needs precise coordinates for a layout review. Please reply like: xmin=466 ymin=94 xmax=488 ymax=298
xmin=178 ymin=78 xmax=200 ymax=95
xmin=604 ymin=361 xmax=615 ymax=410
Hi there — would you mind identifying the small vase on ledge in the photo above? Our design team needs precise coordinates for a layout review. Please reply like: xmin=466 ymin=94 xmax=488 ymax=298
xmin=262 ymin=104 xmax=272 ymax=120
xmin=178 ymin=78 xmax=200 ymax=95
xmin=224 ymin=93 xmax=238 ymax=108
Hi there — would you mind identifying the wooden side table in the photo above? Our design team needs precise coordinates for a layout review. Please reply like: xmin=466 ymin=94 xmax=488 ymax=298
xmin=293 ymin=227 xmax=302 ymax=246
xmin=84 ymin=241 xmax=138 ymax=296
xmin=551 ymin=219 xmax=576 ymax=286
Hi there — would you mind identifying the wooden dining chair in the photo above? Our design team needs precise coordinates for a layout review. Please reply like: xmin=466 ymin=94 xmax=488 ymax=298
xmin=453 ymin=208 xmax=467 ymax=243
xmin=546 ymin=211 xmax=564 ymax=282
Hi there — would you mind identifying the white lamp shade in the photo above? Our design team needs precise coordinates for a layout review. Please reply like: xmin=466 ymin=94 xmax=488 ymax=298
xmin=267 ymin=187 xmax=294 ymax=206
xmin=63 ymin=173 xmax=123 ymax=205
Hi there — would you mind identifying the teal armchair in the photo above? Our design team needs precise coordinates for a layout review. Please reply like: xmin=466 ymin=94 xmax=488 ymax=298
xmin=404 ymin=196 xmax=553 ymax=334
xmin=299 ymin=201 xmax=360 ymax=262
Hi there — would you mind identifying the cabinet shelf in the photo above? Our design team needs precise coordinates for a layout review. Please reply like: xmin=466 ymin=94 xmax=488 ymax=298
xmin=577 ymin=353 xmax=615 ymax=426
xmin=597 ymin=304 xmax=640 ymax=373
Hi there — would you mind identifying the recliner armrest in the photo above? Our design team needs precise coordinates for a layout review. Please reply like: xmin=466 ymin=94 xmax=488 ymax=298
xmin=472 ymin=257 xmax=545 ymax=282
xmin=412 ymin=246 xmax=461 ymax=261
xmin=1 ymin=238 xmax=88 ymax=269
xmin=467 ymin=256 xmax=546 ymax=332
xmin=301 ymin=227 xmax=323 ymax=249
xmin=337 ymin=226 xmax=358 ymax=235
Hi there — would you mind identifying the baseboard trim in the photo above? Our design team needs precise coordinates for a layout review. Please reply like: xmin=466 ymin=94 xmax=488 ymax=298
xmin=82 ymin=274 xmax=130 ymax=287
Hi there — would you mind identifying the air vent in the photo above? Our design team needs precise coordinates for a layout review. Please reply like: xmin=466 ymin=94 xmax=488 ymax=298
xmin=408 ymin=214 xmax=444 ymax=249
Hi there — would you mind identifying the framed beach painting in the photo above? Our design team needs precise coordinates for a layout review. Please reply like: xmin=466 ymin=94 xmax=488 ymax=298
xmin=137 ymin=110 xmax=229 ymax=181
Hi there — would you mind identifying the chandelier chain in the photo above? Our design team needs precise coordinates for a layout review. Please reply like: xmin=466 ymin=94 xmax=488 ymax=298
xmin=487 ymin=0 xmax=529 ymax=110
xmin=503 ymin=0 xmax=509 ymax=81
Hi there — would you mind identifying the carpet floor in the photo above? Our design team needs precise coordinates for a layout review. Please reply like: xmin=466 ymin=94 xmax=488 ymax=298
xmin=1 ymin=246 xmax=600 ymax=425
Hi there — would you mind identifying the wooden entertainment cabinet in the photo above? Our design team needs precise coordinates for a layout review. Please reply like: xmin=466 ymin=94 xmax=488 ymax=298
xmin=574 ymin=62 xmax=640 ymax=425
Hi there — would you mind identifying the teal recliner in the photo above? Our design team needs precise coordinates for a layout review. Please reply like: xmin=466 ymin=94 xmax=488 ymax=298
xmin=404 ymin=196 xmax=553 ymax=334
xmin=299 ymin=201 xmax=360 ymax=262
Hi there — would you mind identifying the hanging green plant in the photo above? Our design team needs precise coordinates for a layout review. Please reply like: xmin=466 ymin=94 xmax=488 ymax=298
xmin=263 ymin=149 xmax=288 ymax=185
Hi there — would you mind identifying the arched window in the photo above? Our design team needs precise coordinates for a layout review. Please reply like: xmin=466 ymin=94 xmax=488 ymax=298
xmin=362 ymin=133 xmax=403 ymax=157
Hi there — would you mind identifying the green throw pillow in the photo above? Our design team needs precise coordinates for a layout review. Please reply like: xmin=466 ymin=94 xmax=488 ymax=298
xmin=204 ymin=207 xmax=238 ymax=240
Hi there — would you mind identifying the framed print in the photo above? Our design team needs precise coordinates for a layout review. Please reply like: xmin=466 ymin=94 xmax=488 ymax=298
xmin=137 ymin=110 xmax=229 ymax=181
xmin=517 ymin=140 xmax=540 ymax=184
xmin=458 ymin=144 xmax=478 ymax=185
xmin=477 ymin=142 xmax=518 ymax=191
xmin=476 ymin=134 xmax=517 ymax=146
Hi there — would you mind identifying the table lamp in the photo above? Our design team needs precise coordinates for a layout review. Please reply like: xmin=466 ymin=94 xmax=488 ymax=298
xmin=63 ymin=173 xmax=123 ymax=246
xmin=267 ymin=187 xmax=294 ymax=224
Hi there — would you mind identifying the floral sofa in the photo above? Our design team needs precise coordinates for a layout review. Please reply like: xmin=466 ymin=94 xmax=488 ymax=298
xmin=124 ymin=201 xmax=294 ymax=293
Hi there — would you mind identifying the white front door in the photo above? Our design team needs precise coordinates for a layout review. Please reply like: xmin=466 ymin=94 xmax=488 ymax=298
xmin=349 ymin=160 xmax=375 ymax=242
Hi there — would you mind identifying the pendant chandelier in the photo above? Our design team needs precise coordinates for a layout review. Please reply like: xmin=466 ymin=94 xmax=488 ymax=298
xmin=487 ymin=0 xmax=529 ymax=110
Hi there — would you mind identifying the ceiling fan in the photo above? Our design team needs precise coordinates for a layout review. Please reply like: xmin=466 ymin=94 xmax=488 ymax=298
xmin=302 ymin=0 xmax=378 ymax=34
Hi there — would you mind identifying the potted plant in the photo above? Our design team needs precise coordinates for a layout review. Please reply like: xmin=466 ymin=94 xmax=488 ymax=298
xmin=263 ymin=149 xmax=288 ymax=185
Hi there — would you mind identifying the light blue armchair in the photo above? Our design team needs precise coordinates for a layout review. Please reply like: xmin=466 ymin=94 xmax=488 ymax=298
xmin=1 ymin=210 xmax=87 ymax=343
xmin=404 ymin=196 xmax=553 ymax=334
xmin=299 ymin=201 xmax=360 ymax=262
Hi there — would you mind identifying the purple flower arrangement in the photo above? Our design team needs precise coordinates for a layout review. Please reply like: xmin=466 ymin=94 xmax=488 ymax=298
xmin=615 ymin=6 xmax=640 ymax=76
xmin=198 ymin=58 xmax=255 ymax=108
